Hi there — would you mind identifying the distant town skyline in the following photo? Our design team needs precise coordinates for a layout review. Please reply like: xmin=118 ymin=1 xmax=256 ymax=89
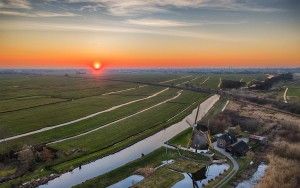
xmin=0 ymin=0 xmax=299 ymax=68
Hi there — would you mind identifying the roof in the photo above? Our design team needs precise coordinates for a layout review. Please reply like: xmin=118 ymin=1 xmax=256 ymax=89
xmin=249 ymin=135 xmax=266 ymax=141
xmin=231 ymin=141 xmax=249 ymax=154
xmin=218 ymin=133 xmax=237 ymax=144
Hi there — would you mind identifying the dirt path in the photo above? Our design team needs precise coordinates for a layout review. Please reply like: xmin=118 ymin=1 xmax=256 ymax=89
xmin=101 ymin=87 xmax=137 ymax=96
xmin=221 ymin=100 xmax=230 ymax=112
xmin=283 ymin=87 xmax=288 ymax=103
xmin=201 ymin=76 xmax=210 ymax=85
xmin=218 ymin=77 xmax=222 ymax=88
xmin=159 ymin=75 xmax=192 ymax=84
xmin=175 ymin=76 xmax=197 ymax=86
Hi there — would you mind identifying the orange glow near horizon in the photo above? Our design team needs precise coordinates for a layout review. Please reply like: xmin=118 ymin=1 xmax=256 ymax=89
xmin=0 ymin=19 xmax=299 ymax=68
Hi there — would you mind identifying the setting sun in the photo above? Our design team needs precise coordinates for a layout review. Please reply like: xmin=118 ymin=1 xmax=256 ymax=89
xmin=93 ymin=62 xmax=102 ymax=70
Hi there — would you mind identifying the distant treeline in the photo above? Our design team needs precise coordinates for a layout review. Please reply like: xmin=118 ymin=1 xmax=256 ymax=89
xmin=251 ymin=73 xmax=293 ymax=90
xmin=220 ymin=80 xmax=246 ymax=89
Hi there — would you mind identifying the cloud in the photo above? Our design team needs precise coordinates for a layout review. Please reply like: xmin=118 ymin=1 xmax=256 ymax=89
xmin=68 ymin=0 xmax=204 ymax=16
xmin=0 ymin=10 xmax=78 ymax=17
xmin=0 ymin=0 xmax=31 ymax=9
xmin=126 ymin=18 xmax=195 ymax=27
xmin=68 ymin=0 xmax=285 ymax=16
xmin=0 ymin=20 xmax=246 ymax=43
xmin=126 ymin=18 xmax=247 ymax=27
xmin=34 ymin=11 xmax=77 ymax=17
xmin=0 ymin=10 xmax=29 ymax=16
xmin=79 ymin=4 xmax=104 ymax=12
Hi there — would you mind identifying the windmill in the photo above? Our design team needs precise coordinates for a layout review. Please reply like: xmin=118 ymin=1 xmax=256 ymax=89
xmin=186 ymin=103 xmax=212 ymax=152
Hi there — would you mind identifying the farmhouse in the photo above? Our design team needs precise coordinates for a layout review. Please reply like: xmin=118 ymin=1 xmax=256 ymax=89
xmin=249 ymin=135 xmax=267 ymax=144
xmin=226 ymin=141 xmax=249 ymax=156
xmin=217 ymin=133 xmax=237 ymax=148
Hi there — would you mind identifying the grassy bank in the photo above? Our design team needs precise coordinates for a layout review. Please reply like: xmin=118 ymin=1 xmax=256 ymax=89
xmin=168 ymin=128 xmax=192 ymax=147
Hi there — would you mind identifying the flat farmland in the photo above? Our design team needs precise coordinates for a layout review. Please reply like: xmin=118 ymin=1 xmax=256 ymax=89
xmin=0 ymin=73 xmax=199 ymax=147
xmin=0 ymin=85 xmax=170 ymax=138
xmin=0 ymin=72 xmax=270 ymax=188
xmin=51 ymin=90 xmax=206 ymax=153
xmin=0 ymin=96 xmax=68 ymax=113
xmin=287 ymin=86 xmax=300 ymax=103
xmin=0 ymin=88 xmax=183 ymax=153
xmin=286 ymin=74 xmax=300 ymax=103
xmin=0 ymin=75 xmax=137 ymax=100
xmin=0 ymin=73 xmax=210 ymax=188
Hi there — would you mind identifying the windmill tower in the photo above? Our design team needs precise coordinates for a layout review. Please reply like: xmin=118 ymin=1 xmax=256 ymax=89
xmin=186 ymin=104 xmax=212 ymax=152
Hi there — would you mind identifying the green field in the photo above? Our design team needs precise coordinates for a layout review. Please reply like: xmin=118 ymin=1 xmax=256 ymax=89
xmin=287 ymin=85 xmax=300 ymax=103
xmin=0 ymin=86 xmax=168 ymax=138
xmin=270 ymin=74 xmax=300 ymax=103
xmin=0 ymin=96 xmax=68 ymax=113
xmin=168 ymin=128 xmax=192 ymax=147
xmin=0 ymin=88 xmax=182 ymax=153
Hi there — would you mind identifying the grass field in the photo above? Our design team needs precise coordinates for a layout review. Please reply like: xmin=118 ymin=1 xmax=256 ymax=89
xmin=168 ymin=128 xmax=192 ymax=147
xmin=0 ymin=88 xmax=180 ymax=153
xmin=287 ymin=85 xmax=300 ymax=103
xmin=0 ymin=73 xmax=198 ymax=139
xmin=0 ymin=96 xmax=68 ymax=113
xmin=271 ymin=75 xmax=300 ymax=103
xmin=134 ymin=167 xmax=183 ymax=188
xmin=0 ymin=86 xmax=168 ymax=138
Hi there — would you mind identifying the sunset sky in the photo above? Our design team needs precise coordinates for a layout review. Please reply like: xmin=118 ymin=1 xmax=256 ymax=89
xmin=0 ymin=0 xmax=299 ymax=68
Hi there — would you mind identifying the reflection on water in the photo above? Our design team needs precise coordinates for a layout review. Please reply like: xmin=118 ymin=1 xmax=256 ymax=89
xmin=107 ymin=175 xmax=144 ymax=188
xmin=172 ymin=164 xmax=230 ymax=188
xmin=236 ymin=163 xmax=268 ymax=188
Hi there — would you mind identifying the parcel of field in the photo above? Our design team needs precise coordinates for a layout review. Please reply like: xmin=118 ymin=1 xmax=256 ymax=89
xmin=0 ymin=74 xmax=194 ymax=138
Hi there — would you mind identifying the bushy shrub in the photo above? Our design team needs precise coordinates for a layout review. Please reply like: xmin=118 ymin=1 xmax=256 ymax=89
xmin=257 ymin=155 xmax=299 ymax=188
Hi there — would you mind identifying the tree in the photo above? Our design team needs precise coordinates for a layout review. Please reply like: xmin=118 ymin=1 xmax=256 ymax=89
xmin=18 ymin=145 xmax=35 ymax=170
